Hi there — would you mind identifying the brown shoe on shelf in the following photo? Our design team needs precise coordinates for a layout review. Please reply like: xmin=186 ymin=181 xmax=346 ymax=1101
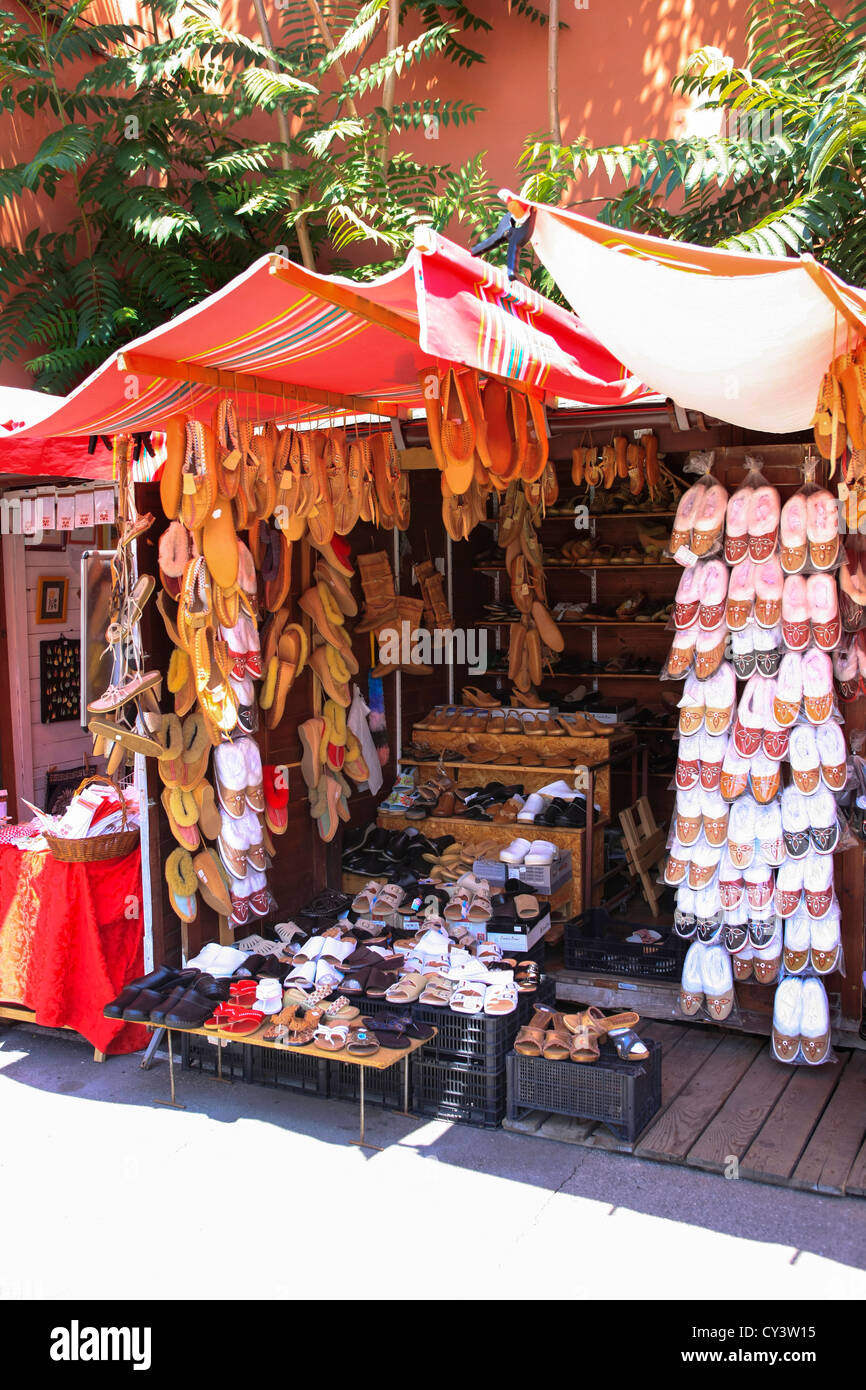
xmin=511 ymin=687 xmax=549 ymax=709
xmin=462 ymin=685 xmax=501 ymax=708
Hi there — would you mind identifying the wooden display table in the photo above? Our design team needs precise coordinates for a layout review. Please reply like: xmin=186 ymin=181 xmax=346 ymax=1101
xmin=137 ymin=1017 xmax=435 ymax=1151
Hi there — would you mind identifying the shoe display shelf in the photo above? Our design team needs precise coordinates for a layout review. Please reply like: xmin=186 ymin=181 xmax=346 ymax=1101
xmin=375 ymin=811 xmax=604 ymax=919
xmin=505 ymin=1040 xmax=663 ymax=1145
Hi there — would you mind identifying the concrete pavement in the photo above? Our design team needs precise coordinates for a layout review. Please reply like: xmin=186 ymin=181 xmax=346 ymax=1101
xmin=2 ymin=1023 xmax=865 ymax=1300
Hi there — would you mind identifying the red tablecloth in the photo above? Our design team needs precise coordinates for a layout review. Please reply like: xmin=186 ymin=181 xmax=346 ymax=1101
xmin=0 ymin=844 xmax=149 ymax=1055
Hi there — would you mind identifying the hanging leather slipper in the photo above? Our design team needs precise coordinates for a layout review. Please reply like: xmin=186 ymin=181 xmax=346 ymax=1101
xmin=161 ymin=787 xmax=201 ymax=850
xmin=166 ymin=846 xmax=198 ymax=922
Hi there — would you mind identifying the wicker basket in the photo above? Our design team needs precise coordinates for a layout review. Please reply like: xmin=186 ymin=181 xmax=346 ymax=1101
xmin=43 ymin=774 xmax=139 ymax=863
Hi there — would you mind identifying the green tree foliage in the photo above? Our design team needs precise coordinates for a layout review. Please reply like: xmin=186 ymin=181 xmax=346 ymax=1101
xmin=519 ymin=0 xmax=866 ymax=293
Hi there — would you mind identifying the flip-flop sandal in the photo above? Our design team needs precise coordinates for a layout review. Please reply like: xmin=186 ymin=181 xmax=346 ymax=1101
xmin=346 ymin=1027 xmax=380 ymax=1056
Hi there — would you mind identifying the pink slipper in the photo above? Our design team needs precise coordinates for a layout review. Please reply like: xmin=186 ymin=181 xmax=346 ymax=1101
xmin=748 ymin=485 xmax=781 ymax=562
xmin=675 ymin=786 xmax=703 ymax=845
xmin=781 ymin=574 xmax=810 ymax=650
xmin=803 ymin=854 xmax=834 ymax=919
xmin=726 ymin=559 xmax=755 ymax=631
xmin=802 ymin=647 xmax=834 ymax=724
xmin=720 ymin=744 xmax=750 ymax=802
xmin=667 ymin=627 xmax=697 ymax=678
xmin=675 ymin=731 xmax=701 ymax=790
xmin=719 ymin=846 xmax=744 ymax=909
xmin=750 ymin=749 xmax=780 ymax=804
xmin=789 ymin=722 xmax=820 ymax=795
xmin=806 ymin=573 xmax=840 ymax=651
xmin=699 ymin=560 xmax=729 ymax=631
xmin=674 ymin=564 xmax=702 ymax=629
xmin=724 ymin=490 xmax=752 ymax=565
xmin=694 ymin=625 xmax=727 ymax=680
xmin=727 ymin=795 xmax=756 ymax=868
xmin=775 ymin=858 xmax=803 ymax=917
xmin=701 ymin=787 xmax=729 ymax=846
xmin=678 ymin=673 xmax=705 ymax=735
xmin=692 ymin=482 xmax=728 ymax=556
xmin=671 ymin=485 xmax=703 ymax=554
xmin=806 ymin=489 xmax=839 ymax=571
xmin=733 ymin=673 xmax=765 ymax=757
xmin=816 ymin=720 xmax=846 ymax=791
xmin=703 ymin=662 xmax=736 ymax=734
xmin=780 ymin=492 xmax=808 ymax=574
xmin=773 ymin=651 xmax=802 ymax=726
xmin=699 ymin=728 xmax=726 ymax=791
xmin=754 ymin=557 xmax=784 ymax=628
xmin=755 ymin=800 xmax=785 ymax=866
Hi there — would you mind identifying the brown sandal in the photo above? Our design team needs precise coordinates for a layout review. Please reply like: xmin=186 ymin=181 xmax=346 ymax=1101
xmin=541 ymin=1012 xmax=572 ymax=1061
xmin=514 ymin=1005 xmax=555 ymax=1056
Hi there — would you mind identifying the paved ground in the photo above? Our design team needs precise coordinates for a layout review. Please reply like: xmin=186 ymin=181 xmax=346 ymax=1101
xmin=2 ymin=1022 xmax=866 ymax=1301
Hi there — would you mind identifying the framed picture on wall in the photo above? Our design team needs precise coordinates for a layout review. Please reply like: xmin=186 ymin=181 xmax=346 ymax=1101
xmin=36 ymin=576 xmax=69 ymax=625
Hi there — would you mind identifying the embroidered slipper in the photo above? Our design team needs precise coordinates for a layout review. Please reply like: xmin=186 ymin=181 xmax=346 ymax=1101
xmin=800 ymin=978 xmax=831 ymax=1065
xmin=789 ymin=722 xmax=820 ymax=794
xmin=719 ymin=845 xmax=744 ymax=909
xmin=733 ymin=672 xmax=765 ymax=757
xmin=781 ymin=786 xmax=811 ymax=859
xmin=754 ymin=556 xmax=784 ymax=628
xmin=692 ymin=482 xmax=728 ymax=556
xmin=699 ymin=728 xmax=726 ymax=791
xmin=688 ymin=839 xmax=721 ymax=890
xmin=731 ymin=623 xmax=757 ymax=679
xmin=726 ymin=558 xmax=755 ymax=631
xmin=670 ymin=485 xmax=703 ymax=554
xmin=755 ymin=798 xmax=785 ymax=865
xmin=753 ymin=621 xmax=782 ymax=677
xmin=699 ymin=559 xmax=728 ymax=631
xmin=664 ymin=838 xmax=693 ymax=886
xmin=675 ymin=785 xmax=702 ymax=845
xmin=720 ymin=744 xmax=750 ymax=802
xmin=694 ymin=624 xmax=727 ymax=680
xmin=727 ymin=794 xmax=756 ymax=868
xmin=674 ymin=564 xmax=702 ymax=629
xmin=701 ymin=787 xmax=729 ymax=846
xmin=702 ymin=661 xmax=735 ymax=734
xmin=780 ymin=492 xmax=808 ymax=574
xmin=809 ymin=786 xmax=840 ymax=854
xmin=781 ymin=574 xmax=810 ymax=651
xmin=775 ymin=858 xmax=804 ymax=918
xmin=806 ymin=488 xmax=839 ymax=571
xmin=802 ymin=647 xmax=834 ymax=723
xmin=761 ymin=692 xmax=790 ymax=763
xmin=213 ymin=741 xmax=247 ymax=818
xmin=807 ymin=572 xmax=841 ymax=651
xmin=667 ymin=626 xmax=697 ymax=677
xmin=747 ymin=485 xmax=780 ymax=562
xmin=678 ymin=673 xmax=705 ymax=735
xmin=804 ymin=853 xmax=834 ymax=919
xmin=773 ymin=650 xmax=803 ymax=726
xmin=771 ymin=976 xmax=803 ymax=1062
xmin=724 ymin=489 xmax=751 ymax=565
xmin=675 ymin=731 xmax=701 ymax=790
xmin=811 ymin=907 xmax=841 ymax=976
xmin=784 ymin=912 xmax=810 ymax=974
xmin=750 ymin=749 xmax=780 ymax=805
xmin=679 ymin=941 xmax=705 ymax=1015
xmin=702 ymin=945 xmax=734 ymax=1021
xmin=817 ymin=719 xmax=847 ymax=791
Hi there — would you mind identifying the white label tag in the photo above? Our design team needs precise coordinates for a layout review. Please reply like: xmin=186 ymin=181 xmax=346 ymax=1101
xmin=674 ymin=545 xmax=699 ymax=567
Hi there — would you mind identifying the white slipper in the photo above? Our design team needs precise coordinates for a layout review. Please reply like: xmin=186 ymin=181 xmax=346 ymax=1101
xmin=484 ymin=981 xmax=519 ymax=1015
xmin=679 ymin=941 xmax=705 ymax=1015
xmin=500 ymin=837 xmax=531 ymax=865
xmin=800 ymin=978 xmax=831 ymax=1065
xmin=517 ymin=792 xmax=545 ymax=822
xmin=772 ymin=976 xmax=804 ymax=1062
xmin=702 ymin=945 xmax=734 ymax=1021
xmin=524 ymin=839 xmax=557 ymax=866
xmin=450 ymin=982 xmax=487 ymax=1014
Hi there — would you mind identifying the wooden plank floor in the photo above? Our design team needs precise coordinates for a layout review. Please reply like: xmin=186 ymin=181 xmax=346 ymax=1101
xmin=504 ymin=1019 xmax=866 ymax=1197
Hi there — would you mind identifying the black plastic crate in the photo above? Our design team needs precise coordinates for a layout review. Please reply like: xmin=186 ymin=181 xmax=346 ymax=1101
xmin=180 ymin=1030 xmax=249 ymax=1081
xmin=413 ymin=975 xmax=555 ymax=1064
xmin=247 ymin=1045 xmax=328 ymax=1096
xmin=506 ymin=1039 xmax=662 ymax=1143
xmin=328 ymin=1057 xmax=408 ymax=1110
xmin=563 ymin=909 xmax=685 ymax=980
xmin=411 ymin=1057 xmax=508 ymax=1127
